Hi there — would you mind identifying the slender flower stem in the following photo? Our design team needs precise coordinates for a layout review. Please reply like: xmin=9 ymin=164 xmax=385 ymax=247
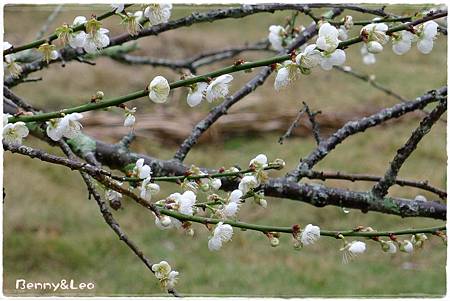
xmin=7 ymin=11 xmax=446 ymax=125
xmin=157 ymin=208 xmax=445 ymax=238
xmin=116 ymin=164 xmax=282 ymax=183
xmin=3 ymin=4 xmax=133 ymax=56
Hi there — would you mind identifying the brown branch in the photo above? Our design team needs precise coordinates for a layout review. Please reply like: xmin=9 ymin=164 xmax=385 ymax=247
xmin=372 ymin=97 xmax=447 ymax=198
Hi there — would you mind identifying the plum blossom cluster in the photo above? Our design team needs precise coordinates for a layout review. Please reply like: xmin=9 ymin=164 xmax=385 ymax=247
xmin=146 ymin=73 xmax=234 ymax=107
xmin=56 ymin=16 xmax=110 ymax=54
xmin=273 ymin=21 xmax=346 ymax=91
xmin=360 ymin=19 xmax=439 ymax=65
xmin=148 ymin=154 xmax=284 ymax=251
xmin=151 ymin=261 xmax=179 ymax=291
xmin=337 ymin=231 xmax=432 ymax=264
xmin=112 ymin=3 xmax=173 ymax=36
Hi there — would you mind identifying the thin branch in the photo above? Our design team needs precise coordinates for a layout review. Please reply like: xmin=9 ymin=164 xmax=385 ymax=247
xmin=371 ymin=97 xmax=447 ymax=198
xmin=334 ymin=66 xmax=407 ymax=102
xmin=287 ymin=87 xmax=447 ymax=181
xmin=303 ymin=101 xmax=322 ymax=145
xmin=278 ymin=106 xmax=306 ymax=144
xmin=299 ymin=170 xmax=446 ymax=199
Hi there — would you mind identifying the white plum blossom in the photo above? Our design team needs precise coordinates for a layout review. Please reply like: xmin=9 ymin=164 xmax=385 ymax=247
xmin=122 ymin=11 xmax=144 ymax=36
xmin=210 ymin=178 xmax=222 ymax=190
xmin=238 ymin=175 xmax=258 ymax=194
xmin=220 ymin=201 xmax=241 ymax=218
xmin=187 ymin=82 xmax=208 ymax=107
xmin=123 ymin=107 xmax=136 ymax=127
xmin=67 ymin=16 xmax=88 ymax=49
xmin=400 ymin=240 xmax=414 ymax=253
xmin=268 ymin=25 xmax=286 ymax=51
xmin=111 ymin=3 xmax=125 ymax=13
xmin=154 ymin=214 xmax=173 ymax=229
xmin=3 ymin=122 xmax=29 ymax=145
xmin=415 ymin=21 xmax=439 ymax=54
xmin=366 ymin=41 xmax=383 ymax=53
xmin=219 ymin=190 xmax=243 ymax=218
xmin=392 ymin=30 xmax=415 ymax=55
xmin=134 ymin=158 xmax=152 ymax=179
xmin=151 ymin=260 xmax=179 ymax=289
xmin=206 ymin=74 xmax=233 ymax=103
xmin=152 ymin=261 xmax=171 ymax=279
xmin=249 ymin=154 xmax=268 ymax=168
xmin=46 ymin=113 xmax=83 ymax=141
xmin=174 ymin=190 xmax=197 ymax=215
xmin=140 ymin=177 xmax=160 ymax=200
xmin=295 ymin=44 xmax=322 ymax=69
xmin=361 ymin=23 xmax=389 ymax=53
xmin=316 ymin=22 xmax=340 ymax=52
xmin=360 ymin=44 xmax=376 ymax=65
xmin=300 ymin=224 xmax=321 ymax=246
xmin=208 ymin=222 xmax=233 ymax=251
xmin=274 ymin=60 xmax=300 ymax=91
xmin=37 ymin=43 xmax=59 ymax=63
xmin=229 ymin=189 xmax=243 ymax=203
xmin=83 ymin=28 xmax=110 ymax=53
xmin=341 ymin=240 xmax=366 ymax=264
xmin=320 ymin=49 xmax=346 ymax=70
xmin=380 ymin=240 xmax=397 ymax=254
xmin=166 ymin=271 xmax=179 ymax=290
xmin=4 ymin=54 xmax=23 ymax=78
xmin=144 ymin=3 xmax=172 ymax=25
xmin=148 ymin=76 xmax=170 ymax=103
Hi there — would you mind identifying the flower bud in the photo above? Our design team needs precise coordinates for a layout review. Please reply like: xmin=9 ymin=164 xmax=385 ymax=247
xmin=380 ymin=240 xmax=397 ymax=253
xmin=367 ymin=41 xmax=383 ymax=53
xmin=185 ymin=228 xmax=195 ymax=237
xmin=96 ymin=91 xmax=105 ymax=99
xmin=259 ymin=198 xmax=267 ymax=208
xmin=270 ymin=237 xmax=279 ymax=247
xmin=399 ymin=240 xmax=414 ymax=253
xmin=272 ymin=158 xmax=286 ymax=169
xmin=159 ymin=215 xmax=172 ymax=227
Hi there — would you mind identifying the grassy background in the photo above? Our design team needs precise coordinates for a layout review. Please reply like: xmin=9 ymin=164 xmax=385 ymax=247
xmin=3 ymin=4 xmax=447 ymax=297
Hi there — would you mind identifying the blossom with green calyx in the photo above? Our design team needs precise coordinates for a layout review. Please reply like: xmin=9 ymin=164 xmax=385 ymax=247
xmin=411 ymin=233 xmax=428 ymax=248
xmin=37 ymin=43 xmax=58 ymax=63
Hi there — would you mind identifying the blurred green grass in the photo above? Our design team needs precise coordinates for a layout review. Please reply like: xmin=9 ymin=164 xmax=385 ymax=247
xmin=3 ymin=4 xmax=447 ymax=297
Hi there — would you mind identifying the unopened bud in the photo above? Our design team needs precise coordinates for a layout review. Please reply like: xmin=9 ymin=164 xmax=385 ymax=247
xmin=273 ymin=158 xmax=286 ymax=169
xmin=159 ymin=215 xmax=172 ymax=227
xmin=270 ymin=237 xmax=279 ymax=247
xmin=186 ymin=228 xmax=195 ymax=237
xmin=259 ymin=199 xmax=267 ymax=208
xmin=95 ymin=91 xmax=105 ymax=100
